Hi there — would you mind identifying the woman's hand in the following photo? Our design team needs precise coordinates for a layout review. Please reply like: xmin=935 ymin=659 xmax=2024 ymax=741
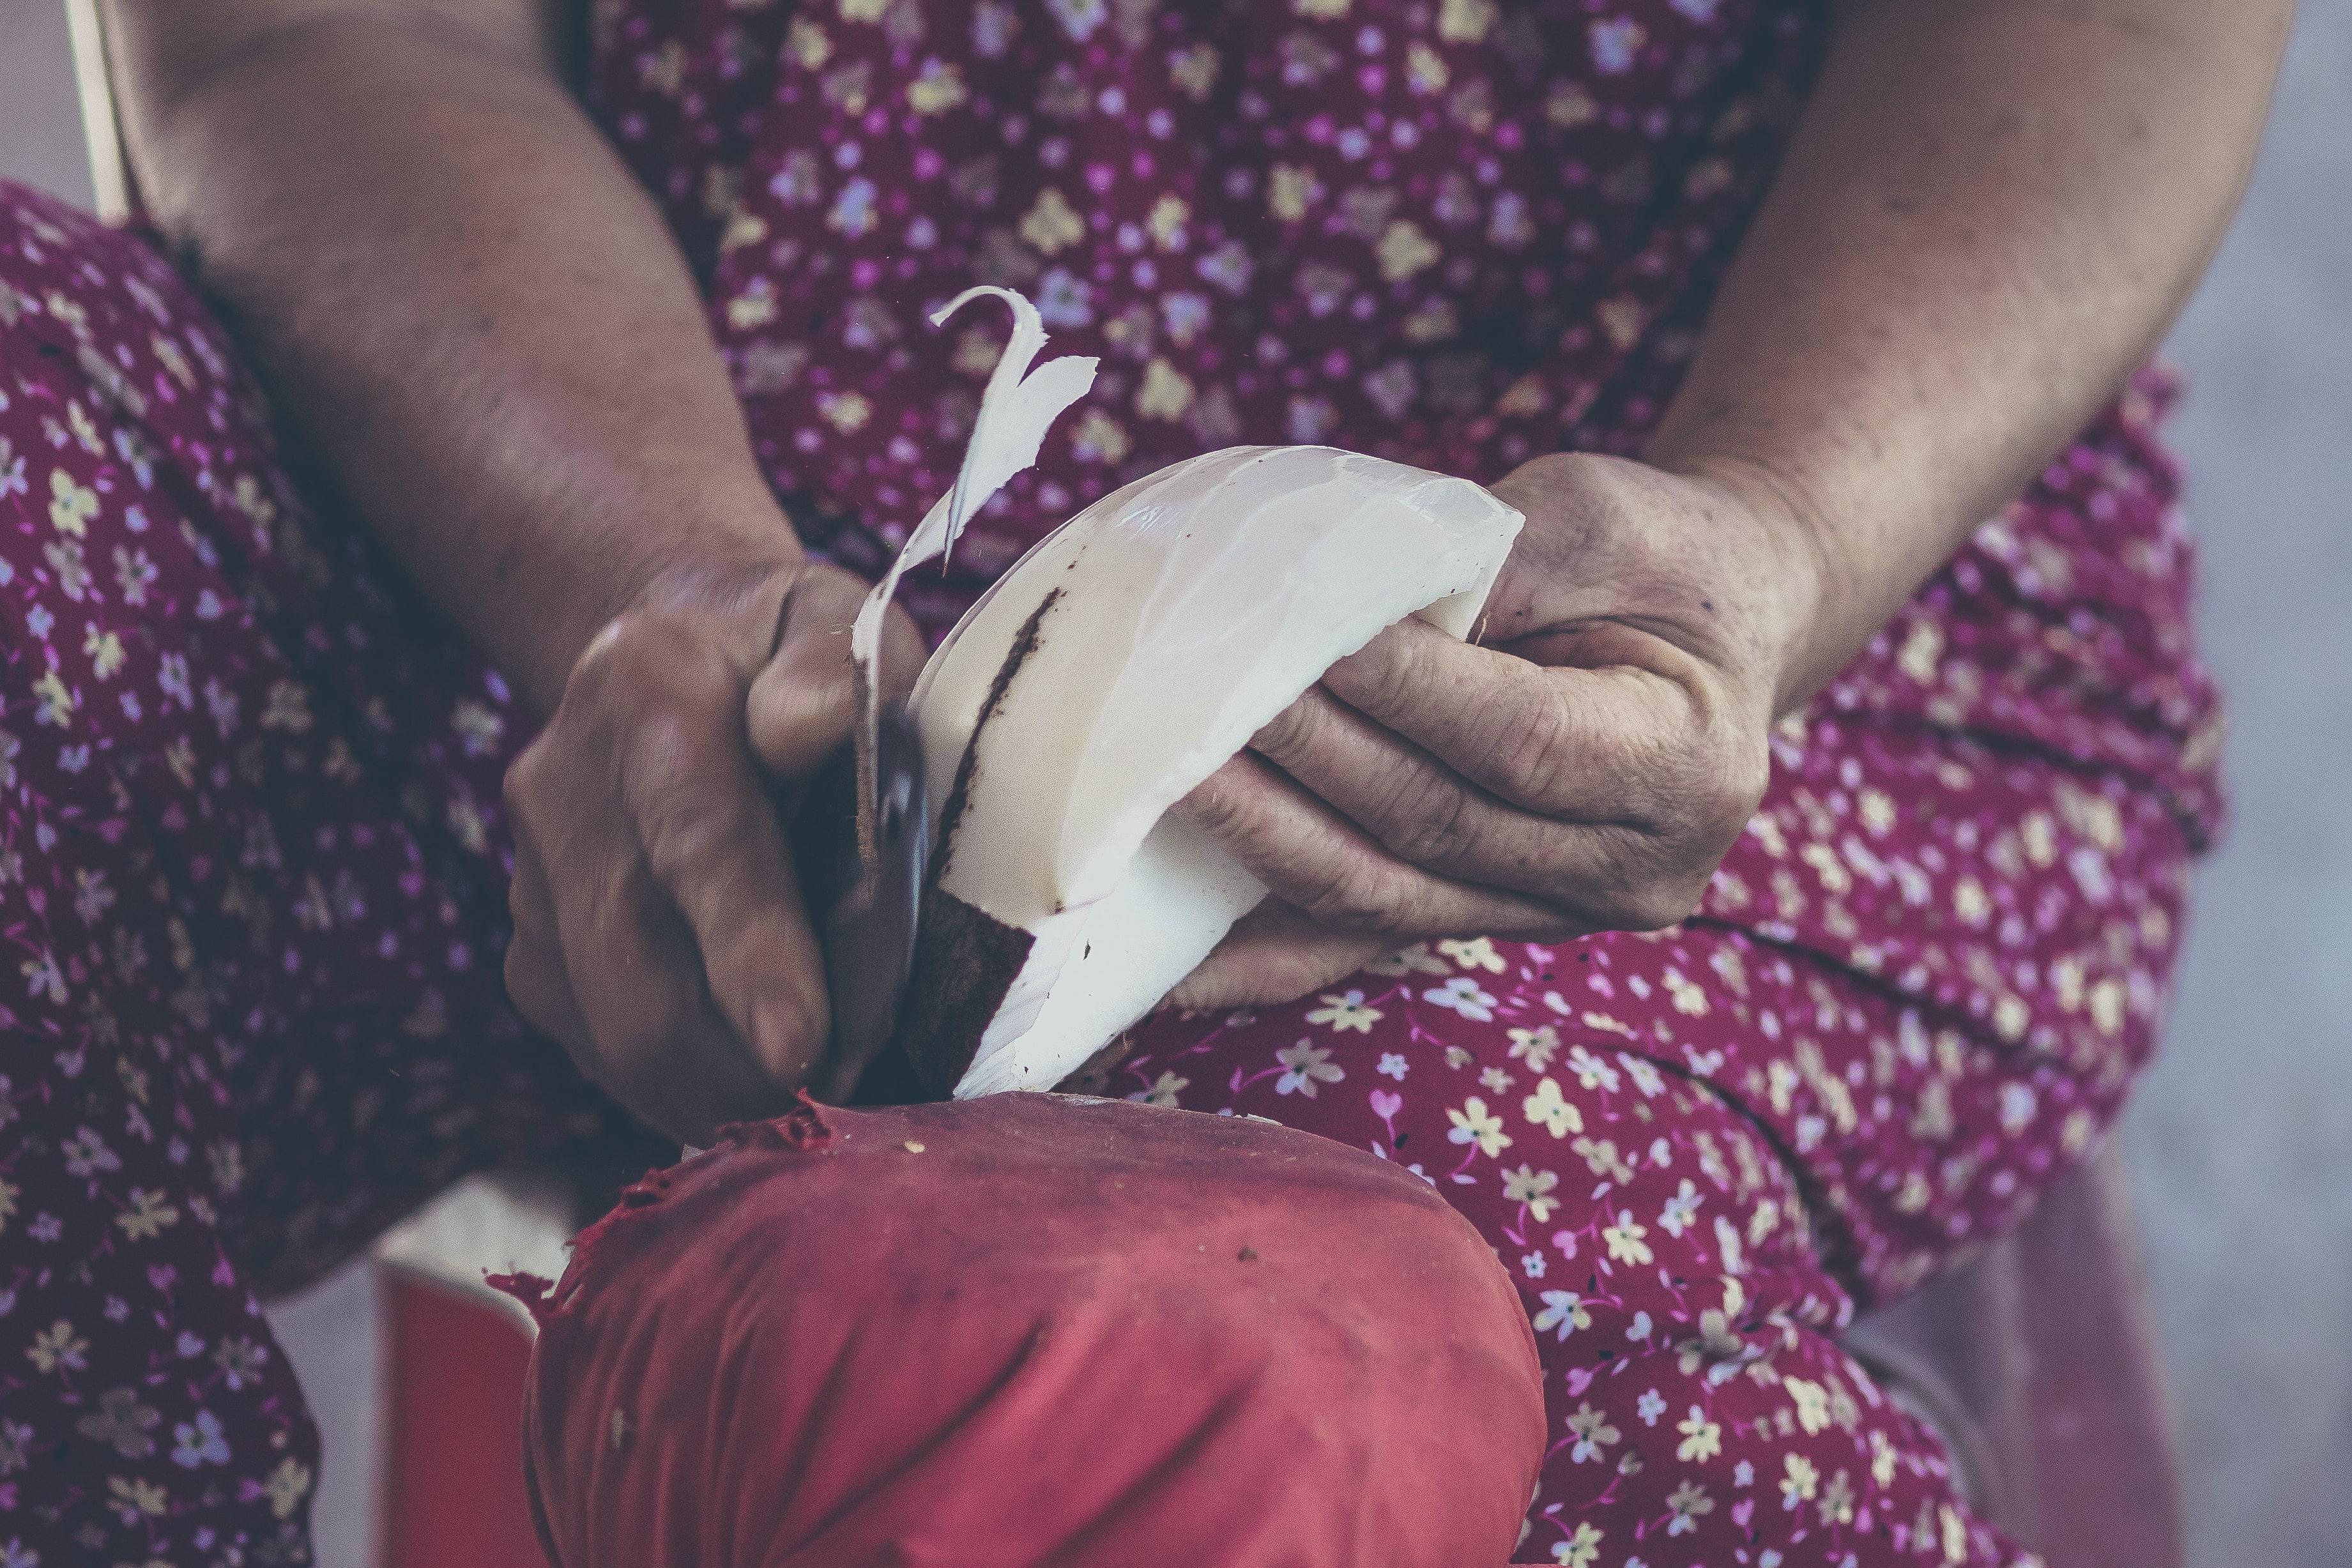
xmin=502 ymin=559 xmax=926 ymax=1146
xmin=1168 ymin=452 xmax=1823 ymax=1010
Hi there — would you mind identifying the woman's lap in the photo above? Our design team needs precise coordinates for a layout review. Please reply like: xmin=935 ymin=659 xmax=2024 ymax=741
xmin=0 ymin=183 xmax=635 ymax=1558
xmin=1112 ymin=679 xmax=2194 ymax=1563
xmin=2 ymin=178 xmax=2185 ymax=1564
xmin=1120 ymin=918 xmax=2116 ymax=1564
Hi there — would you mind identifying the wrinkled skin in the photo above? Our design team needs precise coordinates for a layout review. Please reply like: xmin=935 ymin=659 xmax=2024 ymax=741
xmin=1172 ymin=452 xmax=1817 ymax=1010
xmin=502 ymin=561 xmax=926 ymax=1146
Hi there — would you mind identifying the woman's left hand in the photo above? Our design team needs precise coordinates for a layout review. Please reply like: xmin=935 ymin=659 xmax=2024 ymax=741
xmin=1168 ymin=450 xmax=1826 ymax=1010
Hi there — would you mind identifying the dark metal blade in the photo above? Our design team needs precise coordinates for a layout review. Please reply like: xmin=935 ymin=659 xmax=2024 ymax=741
xmin=795 ymin=703 xmax=928 ymax=1102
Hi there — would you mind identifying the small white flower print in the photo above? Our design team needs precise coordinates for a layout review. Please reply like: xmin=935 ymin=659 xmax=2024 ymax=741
xmin=1369 ymin=942 xmax=1454 ymax=977
xmin=1195 ymin=240 xmax=1255 ymax=295
xmin=1780 ymin=1452 xmax=1819 ymax=1509
xmin=1533 ymin=1290 xmax=1591 ymax=1340
xmin=1507 ymin=1025 xmax=1561 ymax=1072
xmin=1676 ymin=1406 xmax=1723 ymax=1463
xmin=171 ymin=1410 xmax=231 ymax=1468
xmin=1272 ymin=1040 xmax=1343 ymax=1097
xmin=1046 ymin=0 xmax=1106 ymax=42
xmin=1566 ymin=1045 xmax=1621 ymax=1092
xmin=1713 ymin=1215 xmax=1746 ymax=1275
xmin=1034 ymin=268 xmax=1095 ymax=328
xmin=1619 ymin=1053 xmax=1666 ymax=1097
xmin=1377 ymin=1053 xmax=1409 ymax=1079
xmin=1564 ymin=1401 xmax=1621 ymax=1463
xmin=1424 ymin=976 xmax=1497 ymax=1020
xmin=827 ymin=178 xmax=878 ymax=237
xmin=1665 ymin=1478 xmax=1715 ymax=1535
xmin=1590 ymin=18 xmax=1646 ymax=73
xmin=1658 ymin=1178 xmax=1702 ymax=1238
xmin=1159 ymin=291 xmax=1210 ymax=343
xmin=62 ymin=1125 xmax=120 ymax=1178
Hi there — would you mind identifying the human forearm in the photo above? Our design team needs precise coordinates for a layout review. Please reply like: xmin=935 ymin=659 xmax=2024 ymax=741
xmin=1646 ymin=0 xmax=2289 ymax=712
xmin=108 ymin=6 xmax=795 ymax=713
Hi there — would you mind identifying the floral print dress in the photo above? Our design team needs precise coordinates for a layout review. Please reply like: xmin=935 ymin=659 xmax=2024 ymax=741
xmin=1 ymin=0 xmax=2217 ymax=1563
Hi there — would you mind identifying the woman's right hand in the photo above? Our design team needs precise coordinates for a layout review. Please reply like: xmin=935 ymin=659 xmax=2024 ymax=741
xmin=501 ymin=559 xmax=926 ymax=1146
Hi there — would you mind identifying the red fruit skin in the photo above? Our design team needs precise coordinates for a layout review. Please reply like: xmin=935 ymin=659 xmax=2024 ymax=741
xmin=507 ymin=1093 xmax=1545 ymax=1568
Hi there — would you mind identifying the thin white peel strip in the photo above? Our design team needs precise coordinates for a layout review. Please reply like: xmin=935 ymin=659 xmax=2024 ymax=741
xmin=847 ymin=287 xmax=1100 ymax=775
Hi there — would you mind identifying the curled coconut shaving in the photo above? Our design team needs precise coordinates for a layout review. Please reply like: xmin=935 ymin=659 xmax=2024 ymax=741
xmin=849 ymin=287 xmax=1098 ymax=846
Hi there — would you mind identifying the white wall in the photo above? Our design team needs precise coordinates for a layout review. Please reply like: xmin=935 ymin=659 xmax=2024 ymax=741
xmin=2121 ymin=5 xmax=2352 ymax=1562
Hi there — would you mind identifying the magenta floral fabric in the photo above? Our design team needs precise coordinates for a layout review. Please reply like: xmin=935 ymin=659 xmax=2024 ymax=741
xmin=2 ymin=0 xmax=2218 ymax=1562
xmin=0 ymin=192 xmax=642 ymax=1566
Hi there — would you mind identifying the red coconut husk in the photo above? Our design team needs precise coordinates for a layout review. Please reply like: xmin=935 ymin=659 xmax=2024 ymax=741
xmin=499 ymin=1092 xmax=1545 ymax=1568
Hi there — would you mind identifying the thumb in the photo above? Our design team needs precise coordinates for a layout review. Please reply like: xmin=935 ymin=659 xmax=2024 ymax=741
xmin=745 ymin=566 xmax=926 ymax=779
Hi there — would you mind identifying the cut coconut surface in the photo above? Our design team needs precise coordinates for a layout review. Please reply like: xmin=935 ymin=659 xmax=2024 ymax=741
xmin=850 ymin=286 xmax=1523 ymax=1100
xmin=894 ymin=444 xmax=1523 ymax=1098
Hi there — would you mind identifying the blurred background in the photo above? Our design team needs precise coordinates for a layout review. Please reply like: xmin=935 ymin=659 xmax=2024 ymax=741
xmin=4 ymin=6 xmax=2345 ymax=1566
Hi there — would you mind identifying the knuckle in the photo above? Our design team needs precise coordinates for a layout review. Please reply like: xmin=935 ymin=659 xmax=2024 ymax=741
xmin=1657 ymin=727 xmax=1768 ymax=856
xmin=627 ymin=704 xmax=756 ymax=830
xmin=1387 ymin=775 xmax=1474 ymax=865
xmin=639 ymin=788 xmax=733 ymax=882
xmin=1566 ymin=833 xmax=1688 ymax=932
xmin=1178 ymin=770 xmax=1253 ymax=841
xmin=1294 ymin=855 xmax=1406 ymax=934
xmin=1251 ymin=699 xmax=1317 ymax=762
xmin=1491 ymin=699 xmax=1578 ymax=807
xmin=1720 ymin=734 xmax=1773 ymax=824
xmin=501 ymin=744 xmax=547 ymax=815
xmin=580 ymin=611 xmax=680 ymax=675
xmin=579 ymin=613 xmax=735 ymax=712
xmin=503 ymin=874 xmax=538 ymax=936
xmin=630 ymin=708 xmax=715 ymax=795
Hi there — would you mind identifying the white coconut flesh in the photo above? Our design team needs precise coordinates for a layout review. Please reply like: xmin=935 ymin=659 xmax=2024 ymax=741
xmin=905 ymin=446 xmax=1523 ymax=1097
xmin=853 ymin=289 xmax=1523 ymax=1100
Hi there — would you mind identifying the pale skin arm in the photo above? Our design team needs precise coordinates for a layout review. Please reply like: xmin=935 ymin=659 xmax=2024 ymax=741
xmin=107 ymin=0 xmax=923 ymax=1143
xmin=1651 ymin=0 xmax=2291 ymax=704
xmin=1175 ymin=0 xmax=2291 ymax=1005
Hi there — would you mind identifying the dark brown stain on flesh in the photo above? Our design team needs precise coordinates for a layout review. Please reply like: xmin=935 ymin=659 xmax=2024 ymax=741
xmin=890 ymin=586 xmax=1062 ymax=1097
xmin=894 ymin=892 xmax=1035 ymax=1096
xmin=929 ymin=584 xmax=1060 ymax=885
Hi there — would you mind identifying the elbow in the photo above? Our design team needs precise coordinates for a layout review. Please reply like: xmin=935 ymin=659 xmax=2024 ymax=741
xmin=108 ymin=6 xmax=570 ymax=236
